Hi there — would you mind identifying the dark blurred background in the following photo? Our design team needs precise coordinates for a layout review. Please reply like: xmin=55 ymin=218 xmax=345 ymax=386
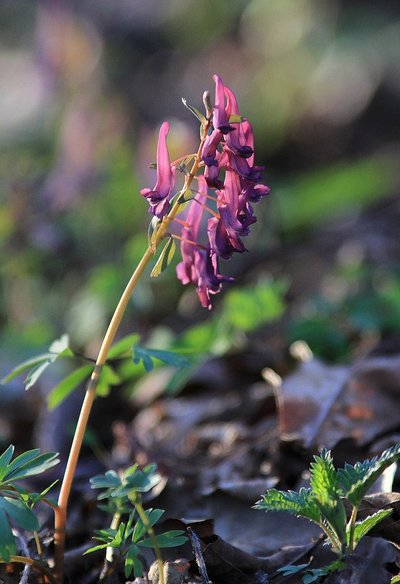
xmin=0 ymin=0 xmax=399 ymax=417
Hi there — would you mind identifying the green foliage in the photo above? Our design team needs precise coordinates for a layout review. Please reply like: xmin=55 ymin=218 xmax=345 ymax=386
xmin=277 ymin=560 xmax=344 ymax=584
xmin=132 ymin=344 xmax=191 ymax=373
xmin=89 ymin=464 xmax=186 ymax=577
xmin=257 ymin=488 xmax=321 ymax=523
xmin=2 ymin=334 xmax=74 ymax=390
xmin=47 ymin=364 xmax=94 ymax=410
xmin=351 ymin=509 xmax=392 ymax=547
xmin=279 ymin=156 xmax=397 ymax=233
xmin=287 ymin=269 xmax=400 ymax=362
xmin=223 ymin=278 xmax=286 ymax=333
xmin=310 ymin=450 xmax=347 ymax=545
xmin=181 ymin=98 xmax=207 ymax=127
xmin=150 ymin=237 xmax=176 ymax=278
xmin=256 ymin=443 xmax=400 ymax=564
xmin=0 ymin=445 xmax=59 ymax=561
xmin=85 ymin=509 xmax=186 ymax=578
xmin=340 ymin=443 xmax=400 ymax=506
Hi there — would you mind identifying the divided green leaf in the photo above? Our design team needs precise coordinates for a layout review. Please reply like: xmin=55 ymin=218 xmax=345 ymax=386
xmin=108 ymin=334 xmax=140 ymax=360
xmin=2 ymin=334 xmax=74 ymax=390
xmin=0 ymin=446 xmax=59 ymax=484
xmin=47 ymin=364 xmax=93 ymax=410
xmin=132 ymin=345 xmax=190 ymax=372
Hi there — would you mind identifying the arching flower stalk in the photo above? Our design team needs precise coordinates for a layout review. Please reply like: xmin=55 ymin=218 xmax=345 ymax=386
xmin=54 ymin=74 xmax=269 ymax=582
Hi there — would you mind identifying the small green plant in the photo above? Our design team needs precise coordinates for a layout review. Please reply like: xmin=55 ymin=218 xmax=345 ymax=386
xmin=255 ymin=443 xmax=400 ymax=581
xmin=87 ymin=463 xmax=187 ymax=580
xmin=0 ymin=445 xmax=59 ymax=578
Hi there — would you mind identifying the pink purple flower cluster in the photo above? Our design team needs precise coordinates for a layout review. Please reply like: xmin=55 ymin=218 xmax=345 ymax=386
xmin=141 ymin=74 xmax=270 ymax=309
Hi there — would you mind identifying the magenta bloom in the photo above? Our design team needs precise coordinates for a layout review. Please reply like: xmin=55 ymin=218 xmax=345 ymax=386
xmin=140 ymin=121 xmax=175 ymax=218
xmin=212 ymin=74 xmax=234 ymax=134
xmin=224 ymin=87 xmax=254 ymax=159
xmin=176 ymin=177 xmax=230 ymax=309
xmin=141 ymin=74 xmax=270 ymax=309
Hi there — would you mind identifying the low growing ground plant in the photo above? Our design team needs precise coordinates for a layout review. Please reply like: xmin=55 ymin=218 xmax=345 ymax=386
xmin=87 ymin=464 xmax=186 ymax=580
xmin=255 ymin=444 xmax=400 ymax=582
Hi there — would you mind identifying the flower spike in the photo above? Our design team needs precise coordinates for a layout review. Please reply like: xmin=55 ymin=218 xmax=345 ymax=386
xmin=141 ymin=74 xmax=270 ymax=308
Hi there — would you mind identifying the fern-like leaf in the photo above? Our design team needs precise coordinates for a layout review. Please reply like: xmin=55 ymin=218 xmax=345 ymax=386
xmin=255 ymin=488 xmax=321 ymax=524
xmin=352 ymin=509 xmax=392 ymax=547
xmin=344 ymin=442 xmax=400 ymax=506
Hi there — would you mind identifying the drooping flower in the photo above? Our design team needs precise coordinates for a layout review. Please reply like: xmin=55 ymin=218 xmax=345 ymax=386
xmin=176 ymin=176 xmax=231 ymax=309
xmin=212 ymin=74 xmax=234 ymax=134
xmin=141 ymin=74 xmax=270 ymax=309
xmin=140 ymin=121 xmax=175 ymax=218
xmin=224 ymin=86 xmax=254 ymax=159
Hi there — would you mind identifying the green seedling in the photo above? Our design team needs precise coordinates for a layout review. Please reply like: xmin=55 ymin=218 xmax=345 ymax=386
xmin=88 ymin=463 xmax=186 ymax=580
xmin=255 ymin=444 xmax=400 ymax=582
xmin=0 ymin=445 xmax=59 ymax=579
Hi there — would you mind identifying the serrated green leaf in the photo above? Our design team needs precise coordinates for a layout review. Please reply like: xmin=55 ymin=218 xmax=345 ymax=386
xmin=255 ymin=488 xmax=321 ymax=523
xmin=47 ymin=365 xmax=93 ymax=410
xmin=345 ymin=443 xmax=400 ymax=506
xmin=150 ymin=237 xmax=176 ymax=278
xmin=309 ymin=451 xmax=347 ymax=545
xmin=181 ymin=98 xmax=207 ymax=126
xmin=391 ymin=576 xmax=400 ymax=583
xmin=0 ymin=507 xmax=16 ymax=562
xmin=108 ymin=334 xmax=140 ymax=360
xmin=0 ymin=497 xmax=39 ymax=531
xmin=338 ymin=459 xmax=371 ymax=496
xmin=352 ymin=509 xmax=392 ymax=547
xmin=310 ymin=449 xmax=339 ymax=503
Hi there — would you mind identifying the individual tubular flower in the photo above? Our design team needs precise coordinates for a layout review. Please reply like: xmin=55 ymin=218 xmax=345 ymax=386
xmin=140 ymin=121 xmax=175 ymax=218
xmin=176 ymin=177 xmax=230 ymax=309
xmin=212 ymin=74 xmax=234 ymax=134
xmin=224 ymin=86 xmax=254 ymax=159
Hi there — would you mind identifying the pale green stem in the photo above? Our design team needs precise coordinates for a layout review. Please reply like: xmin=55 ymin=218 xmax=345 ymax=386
xmin=347 ymin=506 xmax=358 ymax=553
xmin=133 ymin=494 xmax=165 ymax=584
xmin=106 ymin=512 xmax=122 ymax=564
xmin=53 ymin=117 xmax=211 ymax=583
